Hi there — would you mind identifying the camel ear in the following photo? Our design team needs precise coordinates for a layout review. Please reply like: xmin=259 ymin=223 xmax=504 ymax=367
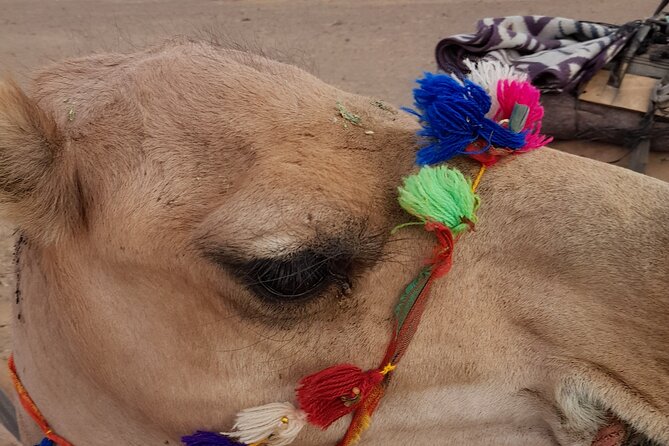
xmin=0 ymin=79 xmax=81 ymax=242
xmin=555 ymin=366 xmax=669 ymax=445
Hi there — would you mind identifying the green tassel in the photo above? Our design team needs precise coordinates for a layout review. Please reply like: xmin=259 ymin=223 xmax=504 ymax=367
xmin=397 ymin=165 xmax=480 ymax=235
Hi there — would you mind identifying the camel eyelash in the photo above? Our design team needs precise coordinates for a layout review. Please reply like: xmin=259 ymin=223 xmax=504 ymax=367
xmin=237 ymin=250 xmax=353 ymax=304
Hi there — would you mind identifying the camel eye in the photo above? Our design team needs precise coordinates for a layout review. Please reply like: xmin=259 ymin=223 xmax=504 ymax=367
xmin=241 ymin=251 xmax=351 ymax=302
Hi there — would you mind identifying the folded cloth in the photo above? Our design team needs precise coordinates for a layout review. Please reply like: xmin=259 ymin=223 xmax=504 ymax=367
xmin=436 ymin=16 xmax=641 ymax=93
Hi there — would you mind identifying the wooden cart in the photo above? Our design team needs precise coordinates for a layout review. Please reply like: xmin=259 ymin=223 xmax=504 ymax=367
xmin=542 ymin=1 xmax=669 ymax=172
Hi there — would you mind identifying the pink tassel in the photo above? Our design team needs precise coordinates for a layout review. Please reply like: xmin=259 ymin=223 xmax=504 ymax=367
xmin=495 ymin=79 xmax=553 ymax=150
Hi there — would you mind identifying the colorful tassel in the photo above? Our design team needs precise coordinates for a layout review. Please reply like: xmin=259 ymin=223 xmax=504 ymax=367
xmin=225 ymin=402 xmax=306 ymax=446
xmin=464 ymin=103 xmax=531 ymax=166
xmin=405 ymin=72 xmax=526 ymax=165
xmin=495 ymin=79 xmax=553 ymax=150
xmin=181 ymin=431 xmax=245 ymax=446
xmin=397 ymin=165 xmax=480 ymax=235
xmin=463 ymin=58 xmax=528 ymax=118
xmin=296 ymin=364 xmax=385 ymax=429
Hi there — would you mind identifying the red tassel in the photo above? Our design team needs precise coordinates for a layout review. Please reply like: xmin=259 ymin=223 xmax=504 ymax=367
xmin=296 ymin=364 xmax=384 ymax=428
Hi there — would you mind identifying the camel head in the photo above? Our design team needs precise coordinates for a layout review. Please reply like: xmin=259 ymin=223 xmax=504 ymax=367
xmin=0 ymin=40 xmax=668 ymax=446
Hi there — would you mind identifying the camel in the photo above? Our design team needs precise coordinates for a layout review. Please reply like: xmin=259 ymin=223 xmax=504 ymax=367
xmin=0 ymin=39 xmax=667 ymax=446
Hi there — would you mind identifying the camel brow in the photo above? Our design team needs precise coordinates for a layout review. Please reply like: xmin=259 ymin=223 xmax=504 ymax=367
xmin=198 ymin=222 xmax=386 ymax=267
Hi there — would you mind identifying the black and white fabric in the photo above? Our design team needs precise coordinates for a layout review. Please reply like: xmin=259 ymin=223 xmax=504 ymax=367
xmin=436 ymin=16 xmax=641 ymax=93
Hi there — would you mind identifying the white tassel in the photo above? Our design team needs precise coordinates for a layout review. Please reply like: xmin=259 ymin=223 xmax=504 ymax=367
xmin=463 ymin=58 xmax=529 ymax=118
xmin=224 ymin=402 xmax=307 ymax=446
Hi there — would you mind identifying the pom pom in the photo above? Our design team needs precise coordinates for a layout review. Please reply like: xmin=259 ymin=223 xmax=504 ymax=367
xmin=181 ymin=431 xmax=244 ymax=446
xmin=296 ymin=364 xmax=385 ymax=429
xmin=463 ymin=59 xmax=528 ymax=118
xmin=495 ymin=79 xmax=553 ymax=150
xmin=398 ymin=166 xmax=479 ymax=235
xmin=406 ymin=72 xmax=526 ymax=165
xmin=225 ymin=402 xmax=306 ymax=446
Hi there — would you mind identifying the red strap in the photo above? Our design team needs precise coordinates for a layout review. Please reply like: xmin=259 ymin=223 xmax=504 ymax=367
xmin=8 ymin=355 xmax=74 ymax=446
xmin=338 ymin=223 xmax=456 ymax=446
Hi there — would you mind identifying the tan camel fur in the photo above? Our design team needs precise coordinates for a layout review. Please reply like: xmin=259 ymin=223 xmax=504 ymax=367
xmin=0 ymin=40 xmax=667 ymax=445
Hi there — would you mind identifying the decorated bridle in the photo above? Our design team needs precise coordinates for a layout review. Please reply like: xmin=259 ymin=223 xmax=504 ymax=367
xmin=10 ymin=60 xmax=552 ymax=446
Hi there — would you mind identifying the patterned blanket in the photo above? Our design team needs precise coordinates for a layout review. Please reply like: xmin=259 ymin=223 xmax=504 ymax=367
xmin=436 ymin=16 xmax=641 ymax=93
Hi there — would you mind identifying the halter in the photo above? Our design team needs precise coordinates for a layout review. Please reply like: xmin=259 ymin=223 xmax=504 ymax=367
xmin=8 ymin=355 xmax=72 ymax=446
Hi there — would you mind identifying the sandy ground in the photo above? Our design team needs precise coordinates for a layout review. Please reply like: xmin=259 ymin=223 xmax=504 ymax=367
xmin=0 ymin=0 xmax=667 ymax=435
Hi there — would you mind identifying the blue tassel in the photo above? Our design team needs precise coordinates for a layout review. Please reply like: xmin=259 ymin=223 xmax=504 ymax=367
xmin=405 ymin=72 xmax=527 ymax=165
xmin=181 ymin=431 xmax=245 ymax=446
xmin=36 ymin=439 xmax=55 ymax=446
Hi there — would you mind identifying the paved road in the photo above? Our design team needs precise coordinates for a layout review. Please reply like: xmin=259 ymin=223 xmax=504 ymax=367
xmin=0 ymin=0 xmax=663 ymax=106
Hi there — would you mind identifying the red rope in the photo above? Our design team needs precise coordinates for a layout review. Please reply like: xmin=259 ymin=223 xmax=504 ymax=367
xmin=338 ymin=223 xmax=455 ymax=446
xmin=388 ymin=222 xmax=453 ymax=364
xmin=8 ymin=355 xmax=74 ymax=446
xmin=425 ymin=222 xmax=455 ymax=279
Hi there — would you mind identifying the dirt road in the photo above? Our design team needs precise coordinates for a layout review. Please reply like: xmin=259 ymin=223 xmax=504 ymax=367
xmin=0 ymin=0 xmax=666 ymax=390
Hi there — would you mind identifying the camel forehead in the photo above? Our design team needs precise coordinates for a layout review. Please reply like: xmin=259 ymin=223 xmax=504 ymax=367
xmin=34 ymin=39 xmax=314 ymax=88
xmin=31 ymin=41 xmax=344 ymax=129
xmin=27 ymin=41 xmax=417 ymax=250
xmin=29 ymin=40 xmax=409 ymax=160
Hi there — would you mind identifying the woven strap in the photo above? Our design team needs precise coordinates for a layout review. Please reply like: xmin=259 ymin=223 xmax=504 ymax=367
xmin=8 ymin=355 xmax=74 ymax=446
xmin=337 ymin=224 xmax=455 ymax=446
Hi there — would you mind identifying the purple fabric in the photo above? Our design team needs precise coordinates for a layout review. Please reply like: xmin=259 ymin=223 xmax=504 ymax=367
xmin=436 ymin=16 xmax=640 ymax=93
xmin=181 ymin=431 xmax=244 ymax=446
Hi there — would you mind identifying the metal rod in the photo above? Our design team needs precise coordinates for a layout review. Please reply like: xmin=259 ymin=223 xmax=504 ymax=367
xmin=653 ymin=0 xmax=669 ymax=17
